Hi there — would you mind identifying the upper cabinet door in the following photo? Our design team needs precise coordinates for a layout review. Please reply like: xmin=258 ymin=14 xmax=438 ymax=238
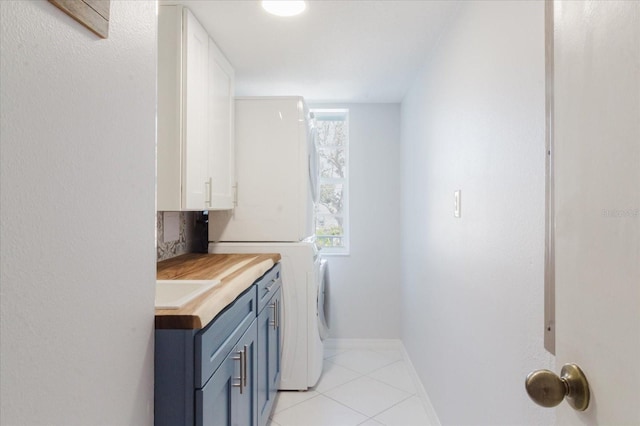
xmin=157 ymin=5 xmax=235 ymax=212
xmin=208 ymin=39 xmax=235 ymax=210
xmin=182 ymin=9 xmax=209 ymax=211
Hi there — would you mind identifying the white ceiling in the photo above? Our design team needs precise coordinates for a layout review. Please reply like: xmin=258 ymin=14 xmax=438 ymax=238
xmin=168 ymin=1 xmax=461 ymax=103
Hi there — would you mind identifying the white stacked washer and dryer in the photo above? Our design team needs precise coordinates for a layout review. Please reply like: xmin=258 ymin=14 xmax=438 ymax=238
xmin=208 ymin=97 xmax=329 ymax=390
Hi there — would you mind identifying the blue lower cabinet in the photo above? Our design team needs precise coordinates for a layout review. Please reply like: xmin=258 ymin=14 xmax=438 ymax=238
xmin=155 ymin=263 xmax=281 ymax=426
xmin=235 ymin=321 xmax=258 ymax=426
xmin=154 ymin=329 xmax=198 ymax=426
xmin=195 ymin=350 xmax=233 ymax=426
xmin=196 ymin=321 xmax=258 ymax=426
xmin=257 ymin=286 xmax=282 ymax=426
xmin=267 ymin=288 xmax=282 ymax=401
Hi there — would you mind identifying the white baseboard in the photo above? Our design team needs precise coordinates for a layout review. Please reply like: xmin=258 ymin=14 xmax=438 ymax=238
xmin=324 ymin=338 xmax=441 ymax=425
xmin=398 ymin=344 xmax=442 ymax=426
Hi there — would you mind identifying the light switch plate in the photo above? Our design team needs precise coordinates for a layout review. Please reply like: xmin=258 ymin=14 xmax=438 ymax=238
xmin=454 ymin=190 xmax=461 ymax=218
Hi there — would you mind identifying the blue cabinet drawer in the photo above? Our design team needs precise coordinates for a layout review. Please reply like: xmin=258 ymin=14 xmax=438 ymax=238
xmin=195 ymin=285 xmax=257 ymax=388
xmin=256 ymin=265 xmax=281 ymax=314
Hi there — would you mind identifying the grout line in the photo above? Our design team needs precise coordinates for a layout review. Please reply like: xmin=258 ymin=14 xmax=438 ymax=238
xmin=313 ymin=374 xmax=362 ymax=395
xmin=281 ymin=391 xmax=373 ymax=424
xmin=363 ymin=357 xmax=404 ymax=374
xmin=326 ymin=349 xmax=402 ymax=376
xmin=320 ymin=391 xmax=373 ymax=419
xmin=271 ymin=392 xmax=322 ymax=416
xmin=371 ymin=393 xmax=415 ymax=420
xmin=321 ymin=358 xmax=364 ymax=375
xmin=365 ymin=372 xmax=417 ymax=396
xmin=273 ymin=342 xmax=437 ymax=425
xmin=368 ymin=393 xmax=415 ymax=422
xmin=324 ymin=338 xmax=404 ymax=351
xmin=311 ymin=365 xmax=363 ymax=394
xmin=318 ymin=358 xmax=416 ymax=419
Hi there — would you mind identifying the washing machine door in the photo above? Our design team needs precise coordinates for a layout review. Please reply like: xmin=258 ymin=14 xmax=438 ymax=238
xmin=317 ymin=258 xmax=330 ymax=340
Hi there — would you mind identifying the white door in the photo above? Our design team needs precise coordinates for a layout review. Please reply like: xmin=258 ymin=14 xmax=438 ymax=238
xmin=553 ymin=1 xmax=639 ymax=424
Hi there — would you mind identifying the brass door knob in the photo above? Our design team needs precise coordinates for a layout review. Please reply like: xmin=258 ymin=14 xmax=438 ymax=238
xmin=525 ymin=363 xmax=590 ymax=411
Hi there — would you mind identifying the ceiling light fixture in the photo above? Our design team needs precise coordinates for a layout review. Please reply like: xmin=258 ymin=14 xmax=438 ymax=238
xmin=262 ymin=1 xmax=306 ymax=17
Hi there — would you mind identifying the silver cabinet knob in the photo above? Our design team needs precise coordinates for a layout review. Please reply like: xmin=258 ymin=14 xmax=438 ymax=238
xmin=525 ymin=363 xmax=590 ymax=411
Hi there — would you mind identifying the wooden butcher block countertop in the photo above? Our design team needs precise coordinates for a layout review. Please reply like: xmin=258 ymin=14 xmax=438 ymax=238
xmin=155 ymin=253 xmax=281 ymax=330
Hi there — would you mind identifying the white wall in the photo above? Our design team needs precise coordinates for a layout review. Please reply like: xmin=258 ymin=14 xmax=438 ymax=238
xmin=312 ymin=103 xmax=401 ymax=339
xmin=0 ymin=1 xmax=156 ymax=425
xmin=400 ymin=2 xmax=554 ymax=424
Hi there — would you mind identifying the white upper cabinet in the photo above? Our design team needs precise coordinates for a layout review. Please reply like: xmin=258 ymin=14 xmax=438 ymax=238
xmin=157 ymin=5 xmax=235 ymax=211
xmin=182 ymin=8 xmax=209 ymax=210
xmin=207 ymin=36 xmax=235 ymax=209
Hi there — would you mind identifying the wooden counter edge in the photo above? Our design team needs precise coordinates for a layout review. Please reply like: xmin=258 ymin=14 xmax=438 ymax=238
xmin=155 ymin=253 xmax=281 ymax=330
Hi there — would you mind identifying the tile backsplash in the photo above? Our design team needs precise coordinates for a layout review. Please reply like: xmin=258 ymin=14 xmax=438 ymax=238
xmin=156 ymin=211 xmax=208 ymax=261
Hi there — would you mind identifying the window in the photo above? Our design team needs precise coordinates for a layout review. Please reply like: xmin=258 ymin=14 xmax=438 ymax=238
xmin=312 ymin=109 xmax=349 ymax=254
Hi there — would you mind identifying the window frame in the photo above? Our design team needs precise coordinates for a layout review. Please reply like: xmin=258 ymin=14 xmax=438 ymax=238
xmin=312 ymin=108 xmax=350 ymax=256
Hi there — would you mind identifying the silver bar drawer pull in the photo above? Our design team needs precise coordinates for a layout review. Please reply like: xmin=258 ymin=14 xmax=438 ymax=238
xmin=232 ymin=349 xmax=244 ymax=394
xmin=243 ymin=345 xmax=248 ymax=387
xmin=265 ymin=278 xmax=277 ymax=293
xmin=204 ymin=177 xmax=212 ymax=206
xmin=270 ymin=302 xmax=277 ymax=330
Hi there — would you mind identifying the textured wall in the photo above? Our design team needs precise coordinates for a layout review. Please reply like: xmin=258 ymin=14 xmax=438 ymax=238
xmin=310 ymin=103 xmax=402 ymax=339
xmin=400 ymin=1 xmax=554 ymax=424
xmin=157 ymin=211 xmax=209 ymax=261
xmin=0 ymin=1 xmax=156 ymax=424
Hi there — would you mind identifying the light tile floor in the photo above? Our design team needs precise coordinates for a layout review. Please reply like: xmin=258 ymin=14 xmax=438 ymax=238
xmin=269 ymin=347 xmax=433 ymax=426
